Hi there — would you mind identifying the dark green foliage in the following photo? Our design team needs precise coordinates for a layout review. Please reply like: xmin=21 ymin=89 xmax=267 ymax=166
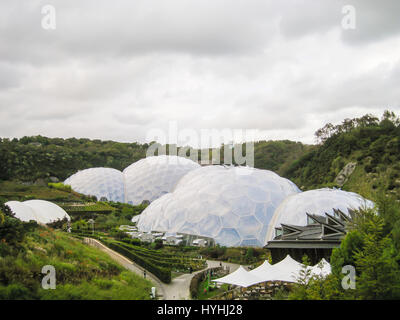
xmin=153 ymin=239 xmax=163 ymax=250
xmin=0 ymin=136 xmax=150 ymax=181
xmin=0 ymin=136 xmax=311 ymax=184
xmin=284 ymin=111 xmax=400 ymax=195
xmin=0 ymin=200 xmax=37 ymax=254
xmin=252 ymin=140 xmax=312 ymax=175
xmin=46 ymin=217 xmax=70 ymax=230
xmin=294 ymin=205 xmax=400 ymax=300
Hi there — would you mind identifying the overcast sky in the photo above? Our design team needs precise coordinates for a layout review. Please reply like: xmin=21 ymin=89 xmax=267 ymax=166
xmin=1 ymin=0 xmax=399 ymax=146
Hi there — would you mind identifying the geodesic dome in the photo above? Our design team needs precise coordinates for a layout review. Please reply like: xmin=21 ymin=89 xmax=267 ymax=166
xmin=123 ymin=155 xmax=200 ymax=205
xmin=266 ymin=188 xmax=375 ymax=241
xmin=64 ymin=167 xmax=125 ymax=202
xmin=5 ymin=200 xmax=70 ymax=224
xmin=137 ymin=166 xmax=301 ymax=247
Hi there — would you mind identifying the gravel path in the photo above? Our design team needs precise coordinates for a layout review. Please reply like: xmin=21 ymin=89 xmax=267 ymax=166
xmin=161 ymin=260 xmax=242 ymax=300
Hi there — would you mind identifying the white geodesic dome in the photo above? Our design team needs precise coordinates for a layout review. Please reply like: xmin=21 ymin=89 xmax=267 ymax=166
xmin=137 ymin=166 xmax=301 ymax=247
xmin=5 ymin=200 xmax=70 ymax=224
xmin=266 ymin=188 xmax=375 ymax=241
xmin=64 ymin=167 xmax=125 ymax=202
xmin=123 ymin=155 xmax=200 ymax=205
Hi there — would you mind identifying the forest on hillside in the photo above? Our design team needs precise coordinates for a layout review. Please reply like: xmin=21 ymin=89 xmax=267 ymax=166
xmin=0 ymin=136 xmax=310 ymax=183
xmin=284 ymin=111 xmax=400 ymax=200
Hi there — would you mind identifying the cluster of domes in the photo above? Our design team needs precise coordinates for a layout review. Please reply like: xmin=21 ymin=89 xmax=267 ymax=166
xmin=5 ymin=200 xmax=70 ymax=224
xmin=63 ymin=155 xmax=200 ymax=204
xmin=63 ymin=155 xmax=374 ymax=247
xmin=136 ymin=165 xmax=373 ymax=246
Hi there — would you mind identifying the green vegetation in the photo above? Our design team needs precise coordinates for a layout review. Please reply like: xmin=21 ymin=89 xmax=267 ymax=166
xmin=198 ymin=246 xmax=269 ymax=265
xmin=1 ymin=110 xmax=399 ymax=204
xmin=253 ymin=140 xmax=313 ymax=176
xmin=47 ymin=182 xmax=71 ymax=192
xmin=288 ymin=201 xmax=400 ymax=300
xmin=189 ymin=267 xmax=227 ymax=299
xmin=70 ymin=229 xmax=207 ymax=284
xmin=0 ymin=136 xmax=149 ymax=182
xmin=0 ymin=136 xmax=310 ymax=184
xmin=1 ymin=110 xmax=400 ymax=300
xmin=196 ymin=275 xmax=229 ymax=300
xmin=62 ymin=202 xmax=116 ymax=215
xmin=0 ymin=180 xmax=83 ymax=203
xmin=0 ymin=200 xmax=152 ymax=300
xmin=284 ymin=111 xmax=400 ymax=200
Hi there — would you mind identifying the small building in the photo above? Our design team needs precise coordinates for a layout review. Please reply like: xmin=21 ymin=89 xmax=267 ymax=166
xmin=119 ymin=225 xmax=138 ymax=232
xmin=163 ymin=233 xmax=184 ymax=245
xmin=139 ymin=232 xmax=154 ymax=243
xmin=265 ymin=209 xmax=349 ymax=264
xmin=192 ymin=238 xmax=207 ymax=247
xmin=126 ymin=231 xmax=140 ymax=238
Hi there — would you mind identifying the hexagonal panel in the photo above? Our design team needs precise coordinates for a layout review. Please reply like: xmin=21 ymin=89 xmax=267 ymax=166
xmin=137 ymin=166 xmax=301 ymax=247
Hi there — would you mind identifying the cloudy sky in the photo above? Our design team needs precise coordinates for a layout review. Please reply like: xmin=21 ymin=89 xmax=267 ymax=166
xmin=1 ymin=0 xmax=399 ymax=147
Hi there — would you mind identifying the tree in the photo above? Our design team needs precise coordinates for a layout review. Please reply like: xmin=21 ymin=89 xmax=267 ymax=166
xmin=352 ymin=211 xmax=400 ymax=299
xmin=330 ymin=207 xmax=400 ymax=299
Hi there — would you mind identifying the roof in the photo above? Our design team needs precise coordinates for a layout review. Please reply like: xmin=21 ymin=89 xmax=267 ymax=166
xmin=213 ymin=255 xmax=331 ymax=287
xmin=265 ymin=211 xmax=348 ymax=249
xmin=213 ymin=266 xmax=262 ymax=287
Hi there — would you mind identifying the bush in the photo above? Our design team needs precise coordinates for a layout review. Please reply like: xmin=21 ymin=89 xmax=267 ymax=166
xmin=48 ymin=182 xmax=71 ymax=192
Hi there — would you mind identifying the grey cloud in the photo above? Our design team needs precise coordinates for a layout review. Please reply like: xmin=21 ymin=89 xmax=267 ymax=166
xmin=1 ymin=1 xmax=400 ymax=146
xmin=340 ymin=0 xmax=400 ymax=45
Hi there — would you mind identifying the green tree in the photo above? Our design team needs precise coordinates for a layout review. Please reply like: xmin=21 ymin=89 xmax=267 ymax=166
xmin=352 ymin=211 xmax=400 ymax=299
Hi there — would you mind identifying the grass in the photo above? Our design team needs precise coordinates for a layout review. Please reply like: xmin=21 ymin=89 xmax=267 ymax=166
xmin=0 ymin=227 xmax=153 ymax=300
xmin=0 ymin=180 xmax=82 ymax=202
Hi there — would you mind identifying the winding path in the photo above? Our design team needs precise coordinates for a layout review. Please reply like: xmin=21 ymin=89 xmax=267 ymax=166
xmin=83 ymin=237 xmax=241 ymax=300
xmin=83 ymin=237 xmax=165 ymax=299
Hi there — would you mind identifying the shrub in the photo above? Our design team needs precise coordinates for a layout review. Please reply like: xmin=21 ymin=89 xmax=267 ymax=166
xmin=48 ymin=183 xmax=71 ymax=192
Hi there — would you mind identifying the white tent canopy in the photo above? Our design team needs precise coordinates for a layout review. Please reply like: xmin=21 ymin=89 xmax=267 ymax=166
xmin=5 ymin=201 xmax=42 ymax=223
xmin=5 ymin=200 xmax=70 ymax=225
xmin=213 ymin=255 xmax=331 ymax=287
xmin=261 ymin=255 xmax=305 ymax=283
xmin=309 ymin=258 xmax=331 ymax=277
xmin=213 ymin=266 xmax=264 ymax=288
xmin=248 ymin=260 xmax=272 ymax=279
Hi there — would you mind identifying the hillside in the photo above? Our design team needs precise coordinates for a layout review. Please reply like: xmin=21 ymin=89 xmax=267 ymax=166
xmin=0 ymin=204 xmax=152 ymax=300
xmin=1 ymin=111 xmax=399 ymax=205
xmin=253 ymin=140 xmax=313 ymax=175
xmin=284 ymin=111 xmax=400 ymax=201
xmin=0 ymin=136 xmax=310 ymax=183
xmin=0 ymin=136 xmax=149 ymax=182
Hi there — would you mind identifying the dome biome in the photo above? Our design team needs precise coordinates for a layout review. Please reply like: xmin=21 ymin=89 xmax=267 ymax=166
xmin=64 ymin=167 xmax=125 ymax=202
xmin=123 ymin=155 xmax=200 ymax=205
xmin=64 ymin=156 xmax=200 ymax=205
xmin=136 ymin=166 xmax=301 ymax=247
xmin=5 ymin=200 xmax=70 ymax=224
xmin=266 ymin=188 xmax=375 ymax=241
